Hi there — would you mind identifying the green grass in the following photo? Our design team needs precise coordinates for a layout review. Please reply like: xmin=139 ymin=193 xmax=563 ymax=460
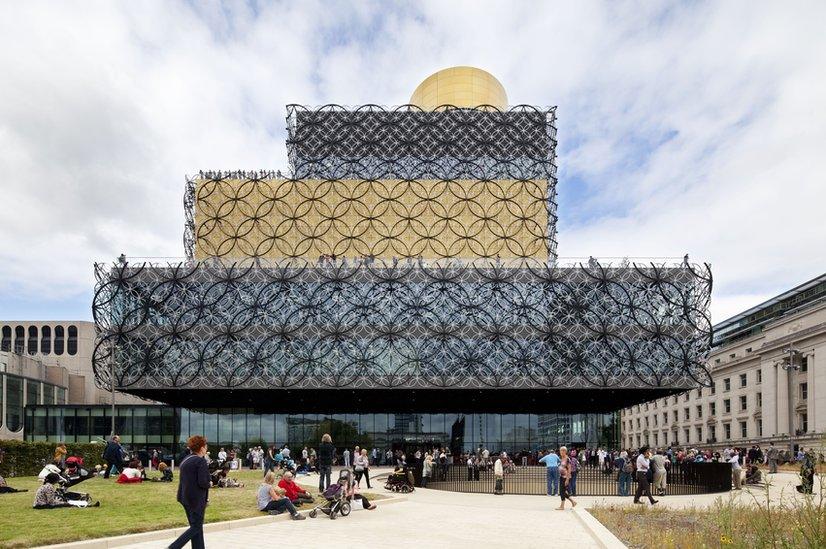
xmin=0 ymin=469 xmax=383 ymax=548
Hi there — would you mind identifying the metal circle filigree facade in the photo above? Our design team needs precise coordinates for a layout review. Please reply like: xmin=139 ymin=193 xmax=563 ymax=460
xmin=92 ymin=258 xmax=712 ymax=391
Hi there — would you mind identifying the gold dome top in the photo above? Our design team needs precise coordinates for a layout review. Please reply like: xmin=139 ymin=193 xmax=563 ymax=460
xmin=410 ymin=66 xmax=508 ymax=111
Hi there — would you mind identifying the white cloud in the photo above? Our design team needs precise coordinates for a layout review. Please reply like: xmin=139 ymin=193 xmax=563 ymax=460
xmin=0 ymin=1 xmax=823 ymax=324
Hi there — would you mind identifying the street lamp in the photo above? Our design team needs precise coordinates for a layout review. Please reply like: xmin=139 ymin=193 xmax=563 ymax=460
xmin=779 ymin=347 xmax=800 ymax=452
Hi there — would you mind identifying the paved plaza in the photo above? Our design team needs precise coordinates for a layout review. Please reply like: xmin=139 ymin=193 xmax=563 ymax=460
xmin=46 ymin=469 xmax=815 ymax=549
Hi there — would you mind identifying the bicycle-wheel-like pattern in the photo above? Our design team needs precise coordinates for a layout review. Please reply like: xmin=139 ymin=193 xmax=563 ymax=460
xmin=92 ymin=258 xmax=713 ymax=391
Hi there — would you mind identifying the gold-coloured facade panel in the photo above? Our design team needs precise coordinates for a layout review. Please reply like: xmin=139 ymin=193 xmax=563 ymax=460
xmin=194 ymin=178 xmax=548 ymax=260
xmin=410 ymin=66 xmax=508 ymax=111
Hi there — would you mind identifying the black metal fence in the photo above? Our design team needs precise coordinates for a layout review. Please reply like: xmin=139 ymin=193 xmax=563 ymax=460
xmin=422 ymin=462 xmax=732 ymax=496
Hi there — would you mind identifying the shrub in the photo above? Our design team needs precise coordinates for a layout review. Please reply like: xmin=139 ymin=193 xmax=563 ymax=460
xmin=0 ymin=439 xmax=106 ymax=477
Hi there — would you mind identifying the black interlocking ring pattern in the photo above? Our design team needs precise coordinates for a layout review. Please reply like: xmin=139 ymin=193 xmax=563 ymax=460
xmin=91 ymin=258 xmax=713 ymax=391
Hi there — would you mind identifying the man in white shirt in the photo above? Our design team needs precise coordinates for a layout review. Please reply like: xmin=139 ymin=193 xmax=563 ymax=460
xmin=730 ymin=450 xmax=742 ymax=490
xmin=494 ymin=453 xmax=505 ymax=495
xmin=633 ymin=447 xmax=658 ymax=505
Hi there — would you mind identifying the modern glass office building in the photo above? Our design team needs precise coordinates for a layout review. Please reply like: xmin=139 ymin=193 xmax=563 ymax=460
xmin=76 ymin=67 xmax=711 ymax=454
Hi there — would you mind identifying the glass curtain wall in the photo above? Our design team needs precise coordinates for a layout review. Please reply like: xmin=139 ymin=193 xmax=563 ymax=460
xmin=25 ymin=406 xmax=619 ymax=455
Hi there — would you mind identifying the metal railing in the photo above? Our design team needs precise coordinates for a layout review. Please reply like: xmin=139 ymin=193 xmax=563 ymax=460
xmin=421 ymin=462 xmax=732 ymax=496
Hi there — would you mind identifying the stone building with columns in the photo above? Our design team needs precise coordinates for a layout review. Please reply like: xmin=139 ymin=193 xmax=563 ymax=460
xmin=621 ymin=272 xmax=826 ymax=452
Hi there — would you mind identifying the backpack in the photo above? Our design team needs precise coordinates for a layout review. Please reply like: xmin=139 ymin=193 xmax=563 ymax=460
xmin=622 ymin=459 xmax=633 ymax=474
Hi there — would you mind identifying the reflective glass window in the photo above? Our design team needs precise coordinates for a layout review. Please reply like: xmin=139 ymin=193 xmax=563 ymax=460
xmin=6 ymin=376 xmax=24 ymax=431
xmin=26 ymin=380 xmax=40 ymax=406
xmin=14 ymin=326 xmax=24 ymax=353
xmin=67 ymin=325 xmax=78 ymax=355
xmin=27 ymin=326 xmax=38 ymax=355
xmin=40 ymin=326 xmax=51 ymax=354
xmin=1 ymin=326 xmax=10 ymax=351
xmin=54 ymin=326 xmax=64 ymax=355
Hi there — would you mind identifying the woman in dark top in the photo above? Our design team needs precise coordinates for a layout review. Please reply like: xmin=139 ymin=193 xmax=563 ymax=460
xmin=169 ymin=435 xmax=211 ymax=549
xmin=318 ymin=433 xmax=335 ymax=491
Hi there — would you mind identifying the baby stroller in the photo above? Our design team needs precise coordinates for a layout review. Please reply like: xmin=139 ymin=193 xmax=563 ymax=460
xmin=308 ymin=469 xmax=352 ymax=520
xmin=384 ymin=466 xmax=415 ymax=493
xmin=38 ymin=463 xmax=96 ymax=507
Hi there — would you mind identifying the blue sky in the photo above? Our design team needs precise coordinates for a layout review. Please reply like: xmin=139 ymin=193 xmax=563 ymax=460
xmin=0 ymin=0 xmax=824 ymax=323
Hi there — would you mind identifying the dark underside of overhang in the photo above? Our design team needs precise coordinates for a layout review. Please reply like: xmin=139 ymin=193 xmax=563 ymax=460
xmin=124 ymin=388 xmax=689 ymax=413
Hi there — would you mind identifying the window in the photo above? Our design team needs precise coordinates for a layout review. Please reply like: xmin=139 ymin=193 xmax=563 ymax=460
xmin=710 ymin=425 xmax=716 ymax=441
xmin=757 ymin=369 xmax=762 ymax=384
xmin=654 ymin=414 xmax=658 ymax=427
xmin=757 ymin=419 xmax=763 ymax=437
xmin=26 ymin=380 xmax=40 ymax=405
xmin=740 ymin=373 xmax=747 ymax=388
xmin=801 ymin=356 xmax=808 ymax=372
xmin=67 ymin=325 xmax=78 ymax=356
xmin=673 ymin=410 xmax=678 ymax=422
xmin=697 ymin=405 xmax=703 ymax=419
xmin=54 ymin=325 xmax=64 ymax=355
xmin=746 ymin=347 xmax=752 ymax=353
xmin=724 ymin=378 xmax=731 ymax=391
xmin=0 ymin=325 xmax=10 ymax=351
xmin=724 ymin=399 xmax=731 ymax=414
xmin=756 ymin=392 xmax=762 ymax=407
xmin=56 ymin=387 xmax=67 ymax=404
xmin=724 ymin=423 xmax=731 ymax=440
xmin=740 ymin=421 xmax=747 ymax=438
xmin=14 ymin=325 xmax=24 ymax=353
xmin=710 ymin=402 xmax=716 ymax=416
xmin=715 ymin=358 xmax=721 ymax=364
xmin=673 ymin=396 xmax=678 ymax=405
xmin=663 ymin=412 xmax=667 ymax=424
xmin=697 ymin=388 xmax=702 ymax=398
xmin=645 ymin=403 xmax=649 ymax=411
xmin=654 ymin=433 xmax=659 ymax=446
xmin=710 ymin=382 xmax=716 ymax=395
xmin=645 ymin=417 xmax=649 ymax=427
xmin=684 ymin=407 xmax=690 ymax=421
xmin=40 ymin=326 xmax=51 ymax=354
xmin=696 ymin=426 xmax=703 ymax=442
xmin=636 ymin=418 xmax=640 ymax=428
xmin=800 ymin=383 xmax=808 ymax=400
xmin=800 ymin=413 xmax=808 ymax=432
xmin=27 ymin=326 xmax=38 ymax=355
xmin=684 ymin=428 xmax=690 ymax=443
xmin=6 ymin=376 xmax=23 ymax=431
xmin=730 ymin=353 xmax=736 ymax=359
xmin=740 ymin=395 xmax=747 ymax=411
xmin=684 ymin=393 xmax=689 ymax=402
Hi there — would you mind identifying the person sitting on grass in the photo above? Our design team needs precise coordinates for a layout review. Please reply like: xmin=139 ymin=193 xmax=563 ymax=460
xmin=211 ymin=463 xmax=245 ymax=488
xmin=116 ymin=462 xmax=143 ymax=484
xmin=0 ymin=450 xmax=27 ymax=494
xmin=33 ymin=473 xmax=100 ymax=509
xmin=278 ymin=471 xmax=314 ymax=505
xmin=745 ymin=464 xmax=762 ymax=485
xmin=150 ymin=462 xmax=174 ymax=482
xmin=257 ymin=471 xmax=306 ymax=520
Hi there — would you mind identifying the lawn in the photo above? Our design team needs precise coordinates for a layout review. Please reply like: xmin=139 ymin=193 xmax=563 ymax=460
xmin=0 ymin=469 xmax=383 ymax=548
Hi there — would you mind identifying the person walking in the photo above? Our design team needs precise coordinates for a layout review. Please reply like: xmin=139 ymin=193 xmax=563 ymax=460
xmin=556 ymin=446 xmax=577 ymax=510
xmin=103 ymin=435 xmax=124 ymax=479
xmin=539 ymin=448 xmax=560 ymax=496
xmin=169 ymin=436 xmax=211 ymax=549
xmin=767 ymin=442 xmax=779 ymax=474
xmin=354 ymin=449 xmax=372 ymax=488
xmin=317 ymin=434 xmax=335 ymax=492
xmin=633 ymin=447 xmax=658 ymax=505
